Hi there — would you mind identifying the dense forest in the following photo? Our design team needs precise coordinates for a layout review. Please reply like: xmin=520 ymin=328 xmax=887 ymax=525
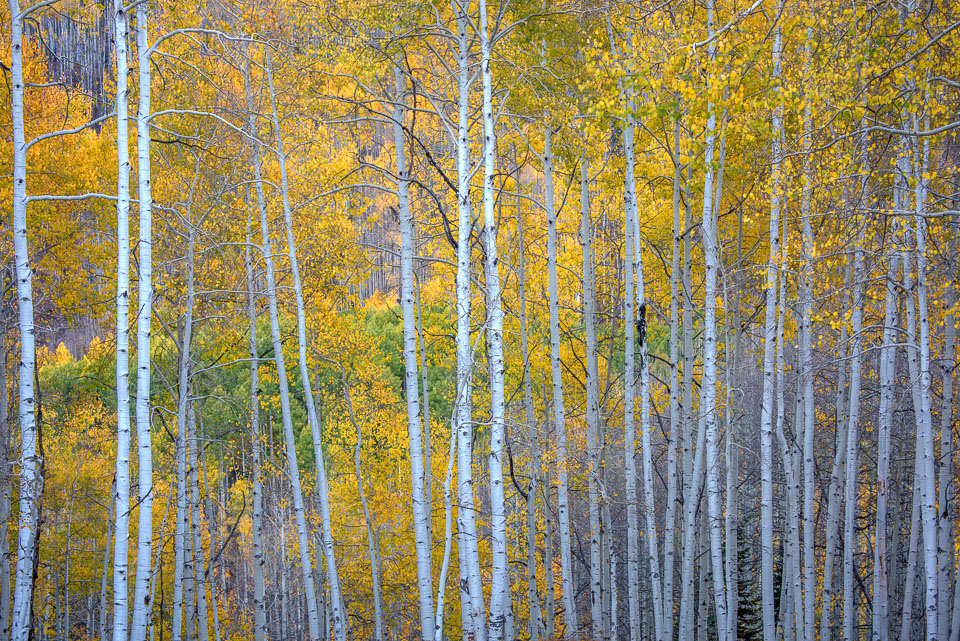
xmin=2 ymin=0 xmax=959 ymax=639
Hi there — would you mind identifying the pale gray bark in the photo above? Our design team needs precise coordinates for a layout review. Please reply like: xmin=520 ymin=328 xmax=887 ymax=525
xmin=544 ymin=128 xmax=576 ymax=637
xmin=130 ymin=3 xmax=154 ymax=638
xmin=112 ymin=1 xmax=132 ymax=637
xmin=393 ymin=65 xmax=436 ymax=641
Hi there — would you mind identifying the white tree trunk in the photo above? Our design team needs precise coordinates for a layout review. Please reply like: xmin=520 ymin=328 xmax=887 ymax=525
xmin=130 ymin=5 xmax=155 ymax=639
xmin=8 ymin=3 xmax=43 ymax=638
xmin=244 ymin=208 xmax=267 ymax=641
xmin=393 ymin=65 xmax=436 ymax=641
xmin=544 ymin=128 xmax=577 ymax=638
xmin=453 ymin=4 xmax=486 ymax=636
xmin=623 ymin=115 xmax=643 ymax=641
xmin=112 ymin=1 xmax=132 ymax=637
xmin=478 ymin=2 xmax=510 ymax=634
xmin=699 ymin=2 xmax=727 ymax=634
xmin=872 ymin=240 xmax=899 ymax=641
xmin=760 ymin=5 xmax=783 ymax=637
xmin=263 ymin=51 xmax=337 ymax=641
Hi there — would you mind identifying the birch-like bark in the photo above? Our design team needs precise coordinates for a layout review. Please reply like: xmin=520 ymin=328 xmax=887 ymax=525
xmin=9 ymin=34 xmax=56 ymax=635
xmin=130 ymin=4 xmax=155 ymax=638
xmin=0 ymin=335 xmax=9 ymax=641
xmin=544 ymin=128 xmax=577 ymax=637
xmin=663 ymin=119 xmax=683 ymax=637
xmin=517 ymin=181 xmax=543 ymax=641
xmin=627 ymin=109 xmax=664 ymax=641
xmin=760 ymin=5 xmax=783 ymax=636
xmin=188 ymin=402 xmax=210 ymax=641
xmin=800 ymin=28 xmax=817 ymax=641
xmin=393 ymin=65 xmax=436 ymax=641
xmin=453 ymin=3 xmax=486 ymax=636
xmin=100 ymin=479 xmax=116 ymax=641
xmin=942 ymin=231 xmax=957 ymax=641
xmin=820 ymin=261 xmax=852 ymax=641
xmin=678 ymin=416 xmax=705 ymax=641
xmin=623 ymin=115 xmax=643 ymax=641
xmin=580 ymin=156 xmax=603 ymax=641
xmin=911 ymin=111 xmax=940 ymax=641
xmin=478 ymin=2 xmax=510 ymax=633
xmin=264 ymin=51 xmax=335 ymax=641
xmin=873 ymin=237 xmax=899 ymax=641
xmin=699 ymin=2 xmax=727 ymax=634
xmin=245 ymin=47 xmax=322 ymax=641
xmin=842 ymin=226 xmax=865 ymax=641
xmin=172 ymin=174 xmax=198 ymax=641
xmin=112 ymin=1 xmax=133 ymax=637
xmin=244 ymin=211 xmax=267 ymax=641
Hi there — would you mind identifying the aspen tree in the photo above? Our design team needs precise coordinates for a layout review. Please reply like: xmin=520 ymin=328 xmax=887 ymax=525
xmin=544 ymin=127 xmax=577 ymax=637
xmin=130 ymin=4 xmax=155 ymax=638
xmin=112 ymin=0 xmax=133 ymax=636
xmin=8 ymin=2 xmax=42 ymax=638
xmin=264 ymin=50 xmax=338 ymax=641
xmin=393 ymin=65 xmax=436 ymax=641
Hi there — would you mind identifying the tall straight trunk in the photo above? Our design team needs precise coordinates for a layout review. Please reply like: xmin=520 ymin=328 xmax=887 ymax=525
xmin=911 ymin=113 xmax=940 ymax=641
xmin=393 ymin=66 xmax=436 ymax=641
xmin=478 ymin=2 xmax=510 ymax=634
xmin=544 ymin=128 xmax=576 ymax=637
xmin=187 ymin=403 xmax=210 ymax=641
xmin=678 ymin=415 xmax=706 ymax=641
xmin=244 ymin=211 xmax=267 ymax=641
xmin=799 ymin=30 xmax=816 ymax=641
xmin=664 ymin=118 xmax=683 ymax=637
xmin=340 ymin=371 xmax=385 ymax=641
xmin=820 ymin=261 xmax=853 ymax=641
xmin=842 ymin=225 xmax=865 ymax=641
xmin=944 ymin=228 xmax=958 ymax=641
xmin=130 ymin=3 xmax=154 ymax=639
xmin=623 ymin=113 xmax=643 ymax=641
xmin=452 ymin=3 xmax=486 ymax=637
xmin=172 ymin=172 xmax=198 ymax=641
xmin=580 ymin=156 xmax=603 ymax=641
xmin=101 ymin=479 xmax=117 ymax=641
xmin=543 ymin=466 xmax=555 ymax=640
xmin=517 ymin=178 xmax=543 ymax=641
xmin=678 ymin=161 xmax=696 ymax=641
xmin=760 ymin=5 xmax=784 ymax=637
xmin=244 ymin=46 xmax=322 ymax=641
xmin=263 ymin=51 xmax=334 ymax=641
xmin=112 ymin=0 xmax=132 ymax=637
xmin=432 ymin=394 xmax=459 ymax=638
xmin=0 ymin=333 xmax=9 ymax=641
xmin=723 ymin=209 xmax=742 ymax=641
xmin=873 ymin=239 xmax=899 ymax=641
xmin=626 ymin=107 xmax=664 ymax=641
xmin=699 ymin=2 xmax=727 ymax=636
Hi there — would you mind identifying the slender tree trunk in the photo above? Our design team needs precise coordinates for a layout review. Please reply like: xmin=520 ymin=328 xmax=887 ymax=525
xmin=761 ymin=5 xmax=784 ymax=637
xmin=0 ymin=329 xmax=11 ymax=641
xmin=452 ymin=3 xmax=486 ymax=638
xmin=800 ymin=31 xmax=817 ymax=641
xmin=477 ymin=5 xmax=510 ymax=636
xmin=130 ymin=3 xmax=155 ymax=639
xmin=544 ymin=128 xmax=576 ymax=638
xmin=393 ymin=65 xmax=436 ymax=641
xmin=623 ymin=112 xmax=643 ymax=641
xmin=188 ymin=402 xmax=210 ymax=641
xmin=112 ymin=1 xmax=133 ymax=637
xmin=822 ymin=262 xmax=853 ymax=641
xmin=664 ymin=118 xmax=683 ymax=639
xmin=699 ymin=3 xmax=727 ymax=635
xmin=340 ymin=371 xmax=385 ymax=641
xmin=263 ymin=50 xmax=335 ymax=641
xmin=244 ymin=46 xmax=322 ymax=641
xmin=517 ymin=177 xmax=543 ymax=641
xmin=101 ymin=479 xmax=117 ymax=641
